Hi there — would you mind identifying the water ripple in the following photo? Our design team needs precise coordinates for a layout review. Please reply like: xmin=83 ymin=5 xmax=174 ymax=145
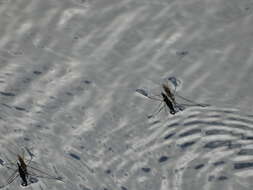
xmin=86 ymin=107 xmax=253 ymax=190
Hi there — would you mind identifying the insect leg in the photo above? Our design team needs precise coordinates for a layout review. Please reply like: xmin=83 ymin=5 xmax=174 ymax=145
xmin=27 ymin=165 xmax=64 ymax=182
xmin=147 ymin=95 xmax=162 ymax=101
xmin=164 ymin=103 xmax=168 ymax=115
xmin=176 ymin=93 xmax=210 ymax=107
xmin=3 ymin=169 xmax=19 ymax=188
xmin=153 ymin=103 xmax=166 ymax=117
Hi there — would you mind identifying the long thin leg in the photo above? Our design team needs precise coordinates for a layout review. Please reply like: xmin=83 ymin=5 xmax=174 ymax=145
xmin=25 ymin=149 xmax=34 ymax=165
xmin=164 ymin=103 xmax=168 ymax=115
xmin=27 ymin=165 xmax=63 ymax=182
xmin=149 ymin=101 xmax=163 ymax=117
xmin=153 ymin=104 xmax=165 ymax=116
xmin=176 ymin=93 xmax=210 ymax=107
xmin=7 ymin=169 xmax=19 ymax=185
xmin=1 ymin=169 xmax=19 ymax=188
xmin=147 ymin=95 xmax=162 ymax=102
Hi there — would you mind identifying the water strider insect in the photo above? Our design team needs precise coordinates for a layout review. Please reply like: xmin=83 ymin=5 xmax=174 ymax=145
xmin=145 ymin=83 xmax=180 ymax=116
xmin=136 ymin=77 xmax=209 ymax=117
xmin=0 ymin=148 xmax=63 ymax=188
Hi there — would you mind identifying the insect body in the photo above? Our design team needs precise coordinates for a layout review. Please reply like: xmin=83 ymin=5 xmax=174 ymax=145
xmin=162 ymin=83 xmax=176 ymax=104
xmin=136 ymin=85 xmax=179 ymax=117
xmin=17 ymin=163 xmax=28 ymax=186
xmin=17 ymin=155 xmax=28 ymax=186
xmin=136 ymin=77 xmax=209 ymax=117
xmin=161 ymin=92 xmax=176 ymax=115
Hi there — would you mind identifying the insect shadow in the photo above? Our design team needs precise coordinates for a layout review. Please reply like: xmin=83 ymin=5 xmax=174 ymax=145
xmin=136 ymin=77 xmax=209 ymax=117
xmin=0 ymin=147 xmax=64 ymax=188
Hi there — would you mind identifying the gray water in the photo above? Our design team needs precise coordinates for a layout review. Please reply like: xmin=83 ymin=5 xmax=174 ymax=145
xmin=0 ymin=0 xmax=253 ymax=189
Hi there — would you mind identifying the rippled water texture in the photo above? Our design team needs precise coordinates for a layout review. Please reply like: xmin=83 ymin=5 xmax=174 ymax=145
xmin=0 ymin=0 xmax=253 ymax=189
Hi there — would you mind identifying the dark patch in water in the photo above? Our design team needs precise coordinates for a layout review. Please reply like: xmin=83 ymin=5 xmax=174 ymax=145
xmin=228 ymin=143 xmax=241 ymax=149
xmin=167 ymin=123 xmax=179 ymax=128
xmin=194 ymin=164 xmax=204 ymax=170
xmin=204 ymin=140 xmax=230 ymax=149
xmin=73 ymin=36 xmax=79 ymax=40
xmin=213 ymin=161 xmax=225 ymax=166
xmin=183 ymin=121 xmax=201 ymax=126
xmin=66 ymin=92 xmax=73 ymax=96
xmin=180 ymin=141 xmax=196 ymax=149
xmin=79 ymin=185 xmax=91 ymax=190
xmin=24 ymin=137 xmax=30 ymax=141
xmin=147 ymin=115 xmax=153 ymax=119
xmin=105 ymin=169 xmax=111 ymax=174
xmin=179 ymin=129 xmax=201 ymax=137
xmin=208 ymin=175 xmax=215 ymax=182
xmin=141 ymin=167 xmax=151 ymax=173
xmin=234 ymin=162 xmax=253 ymax=169
xmin=14 ymin=106 xmax=27 ymax=111
xmin=158 ymin=156 xmax=169 ymax=163
xmin=184 ymin=121 xmax=226 ymax=127
xmin=69 ymin=153 xmax=81 ymax=160
xmin=23 ymin=78 xmax=31 ymax=83
xmin=121 ymin=186 xmax=128 ymax=190
xmin=217 ymin=176 xmax=228 ymax=181
xmin=0 ymin=91 xmax=15 ymax=96
xmin=205 ymin=129 xmax=227 ymax=135
xmin=237 ymin=149 xmax=253 ymax=155
xmin=164 ymin=133 xmax=175 ymax=140
xmin=0 ymin=158 xmax=4 ymax=165
xmin=108 ymin=147 xmax=113 ymax=152
xmin=1 ymin=103 xmax=12 ymax=108
xmin=33 ymin=71 xmax=42 ymax=75
xmin=83 ymin=80 xmax=92 ymax=84
xmin=242 ymin=136 xmax=253 ymax=140
xmin=151 ymin=120 xmax=160 ymax=125
xmin=35 ymin=124 xmax=41 ymax=128
xmin=29 ymin=177 xmax=38 ymax=183
xmin=176 ymin=51 xmax=189 ymax=57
